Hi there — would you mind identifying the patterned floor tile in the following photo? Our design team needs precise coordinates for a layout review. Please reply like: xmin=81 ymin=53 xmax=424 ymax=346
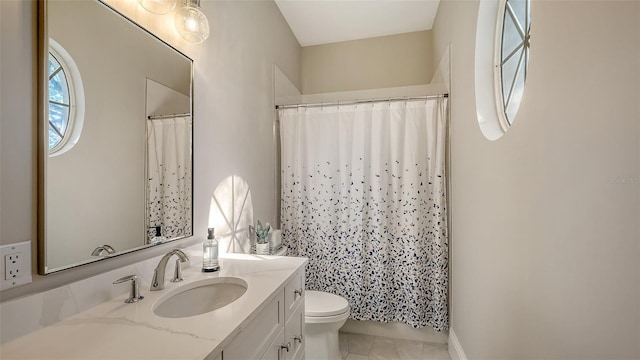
xmin=345 ymin=354 xmax=370 ymax=360
xmin=338 ymin=332 xmax=450 ymax=360
xmin=369 ymin=337 xmax=401 ymax=360
xmin=422 ymin=343 xmax=450 ymax=360
xmin=394 ymin=338 xmax=425 ymax=360
xmin=346 ymin=333 xmax=375 ymax=355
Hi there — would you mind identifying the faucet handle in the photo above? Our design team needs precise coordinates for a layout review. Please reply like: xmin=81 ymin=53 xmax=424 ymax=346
xmin=170 ymin=258 xmax=184 ymax=283
xmin=113 ymin=275 xmax=144 ymax=303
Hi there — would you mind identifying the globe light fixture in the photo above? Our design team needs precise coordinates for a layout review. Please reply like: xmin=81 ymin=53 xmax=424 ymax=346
xmin=139 ymin=0 xmax=177 ymax=15
xmin=174 ymin=0 xmax=210 ymax=44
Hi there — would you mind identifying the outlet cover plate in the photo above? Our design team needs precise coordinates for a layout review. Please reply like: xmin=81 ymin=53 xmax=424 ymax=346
xmin=0 ymin=241 xmax=32 ymax=290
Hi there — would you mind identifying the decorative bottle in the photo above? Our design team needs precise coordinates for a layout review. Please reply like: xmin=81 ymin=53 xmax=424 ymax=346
xmin=202 ymin=227 xmax=219 ymax=272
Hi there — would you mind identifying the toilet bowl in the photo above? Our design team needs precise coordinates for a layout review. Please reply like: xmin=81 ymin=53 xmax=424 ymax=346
xmin=305 ymin=291 xmax=350 ymax=360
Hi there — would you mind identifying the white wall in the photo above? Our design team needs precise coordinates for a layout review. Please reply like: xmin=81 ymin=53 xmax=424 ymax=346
xmin=301 ymin=30 xmax=433 ymax=94
xmin=432 ymin=0 xmax=640 ymax=358
xmin=0 ymin=0 xmax=300 ymax=300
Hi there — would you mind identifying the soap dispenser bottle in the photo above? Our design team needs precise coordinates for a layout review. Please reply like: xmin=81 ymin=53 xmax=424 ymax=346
xmin=150 ymin=226 xmax=164 ymax=245
xmin=202 ymin=227 xmax=219 ymax=272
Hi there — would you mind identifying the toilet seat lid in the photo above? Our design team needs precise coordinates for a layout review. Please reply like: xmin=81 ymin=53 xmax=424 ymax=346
xmin=305 ymin=290 xmax=350 ymax=317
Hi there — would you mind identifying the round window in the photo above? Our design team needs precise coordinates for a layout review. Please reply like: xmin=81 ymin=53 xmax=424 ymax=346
xmin=497 ymin=0 xmax=530 ymax=126
xmin=48 ymin=51 xmax=71 ymax=151
xmin=475 ymin=0 xmax=531 ymax=140
xmin=48 ymin=39 xmax=85 ymax=156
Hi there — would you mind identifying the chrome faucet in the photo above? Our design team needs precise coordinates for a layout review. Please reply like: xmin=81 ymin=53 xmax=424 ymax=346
xmin=150 ymin=249 xmax=189 ymax=291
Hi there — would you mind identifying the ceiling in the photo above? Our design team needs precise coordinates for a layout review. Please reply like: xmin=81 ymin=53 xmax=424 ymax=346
xmin=274 ymin=0 xmax=441 ymax=47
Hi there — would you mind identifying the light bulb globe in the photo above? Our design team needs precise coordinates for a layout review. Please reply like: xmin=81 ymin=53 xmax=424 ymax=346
xmin=138 ymin=0 xmax=177 ymax=15
xmin=174 ymin=2 xmax=210 ymax=44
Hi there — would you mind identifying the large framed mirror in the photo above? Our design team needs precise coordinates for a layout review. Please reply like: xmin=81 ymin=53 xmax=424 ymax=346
xmin=38 ymin=0 xmax=194 ymax=274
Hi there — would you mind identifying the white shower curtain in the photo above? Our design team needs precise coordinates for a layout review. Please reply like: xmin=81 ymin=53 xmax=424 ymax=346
xmin=279 ymin=98 xmax=449 ymax=331
xmin=147 ymin=116 xmax=192 ymax=241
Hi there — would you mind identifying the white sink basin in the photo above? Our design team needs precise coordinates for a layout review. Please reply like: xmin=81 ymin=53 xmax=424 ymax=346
xmin=153 ymin=277 xmax=248 ymax=318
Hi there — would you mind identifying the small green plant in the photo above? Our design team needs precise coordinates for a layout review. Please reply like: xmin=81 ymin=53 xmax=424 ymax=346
xmin=255 ymin=220 xmax=271 ymax=244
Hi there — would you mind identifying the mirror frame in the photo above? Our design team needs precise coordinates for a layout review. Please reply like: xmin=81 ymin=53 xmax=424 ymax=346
xmin=37 ymin=0 xmax=194 ymax=274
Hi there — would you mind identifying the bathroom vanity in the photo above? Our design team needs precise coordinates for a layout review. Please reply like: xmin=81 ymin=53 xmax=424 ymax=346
xmin=0 ymin=254 xmax=306 ymax=360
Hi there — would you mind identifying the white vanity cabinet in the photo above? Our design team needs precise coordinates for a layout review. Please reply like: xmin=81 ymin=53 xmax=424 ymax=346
xmin=0 ymin=255 xmax=308 ymax=360
xmin=223 ymin=268 xmax=305 ymax=360
xmin=222 ymin=291 xmax=284 ymax=359
xmin=283 ymin=269 xmax=305 ymax=360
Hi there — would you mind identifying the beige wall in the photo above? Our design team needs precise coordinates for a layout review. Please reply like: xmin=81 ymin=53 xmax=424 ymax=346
xmin=146 ymin=79 xmax=190 ymax=118
xmin=0 ymin=0 xmax=300 ymax=299
xmin=0 ymin=1 xmax=36 ymax=248
xmin=433 ymin=0 xmax=640 ymax=358
xmin=301 ymin=30 xmax=433 ymax=94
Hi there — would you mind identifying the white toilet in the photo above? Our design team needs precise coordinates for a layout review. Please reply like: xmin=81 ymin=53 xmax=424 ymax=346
xmin=304 ymin=291 xmax=350 ymax=360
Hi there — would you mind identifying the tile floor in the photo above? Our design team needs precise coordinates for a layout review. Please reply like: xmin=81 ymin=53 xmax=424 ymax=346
xmin=338 ymin=332 xmax=451 ymax=360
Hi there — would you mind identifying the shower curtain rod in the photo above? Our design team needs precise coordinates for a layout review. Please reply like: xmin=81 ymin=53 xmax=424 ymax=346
xmin=275 ymin=93 xmax=448 ymax=110
xmin=147 ymin=112 xmax=191 ymax=120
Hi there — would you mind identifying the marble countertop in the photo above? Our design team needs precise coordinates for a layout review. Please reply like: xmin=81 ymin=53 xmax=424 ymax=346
xmin=0 ymin=254 xmax=307 ymax=359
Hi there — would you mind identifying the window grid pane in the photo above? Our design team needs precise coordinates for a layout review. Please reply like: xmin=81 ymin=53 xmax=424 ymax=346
xmin=500 ymin=0 xmax=530 ymax=127
xmin=48 ymin=52 xmax=71 ymax=151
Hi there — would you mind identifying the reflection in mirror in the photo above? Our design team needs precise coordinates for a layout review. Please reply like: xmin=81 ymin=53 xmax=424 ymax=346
xmin=208 ymin=175 xmax=254 ymax=254
xmin=40 ymin=0 xmax=193 ymax=274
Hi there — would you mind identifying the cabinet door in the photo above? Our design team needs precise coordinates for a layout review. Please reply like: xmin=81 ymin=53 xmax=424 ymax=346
xmin=285 ymin=302 xmax=305 ymax=360
xmin=259 ymin=327 xmax=285 ymax=360
xmin=224 ymin=292 xmax=284 ymax=360
xmin=284 ymin=269 xmax=305 ymax=322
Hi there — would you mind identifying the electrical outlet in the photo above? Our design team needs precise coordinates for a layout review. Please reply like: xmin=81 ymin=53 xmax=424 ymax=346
xmin=5 ymin=253 xmax=25 ymax=279
xmin=0 ymin=241 xmax=32 ymax=290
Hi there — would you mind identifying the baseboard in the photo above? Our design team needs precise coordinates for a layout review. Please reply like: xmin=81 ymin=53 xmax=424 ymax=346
xmin=448 ymin=328 xmax=468 ymax=360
